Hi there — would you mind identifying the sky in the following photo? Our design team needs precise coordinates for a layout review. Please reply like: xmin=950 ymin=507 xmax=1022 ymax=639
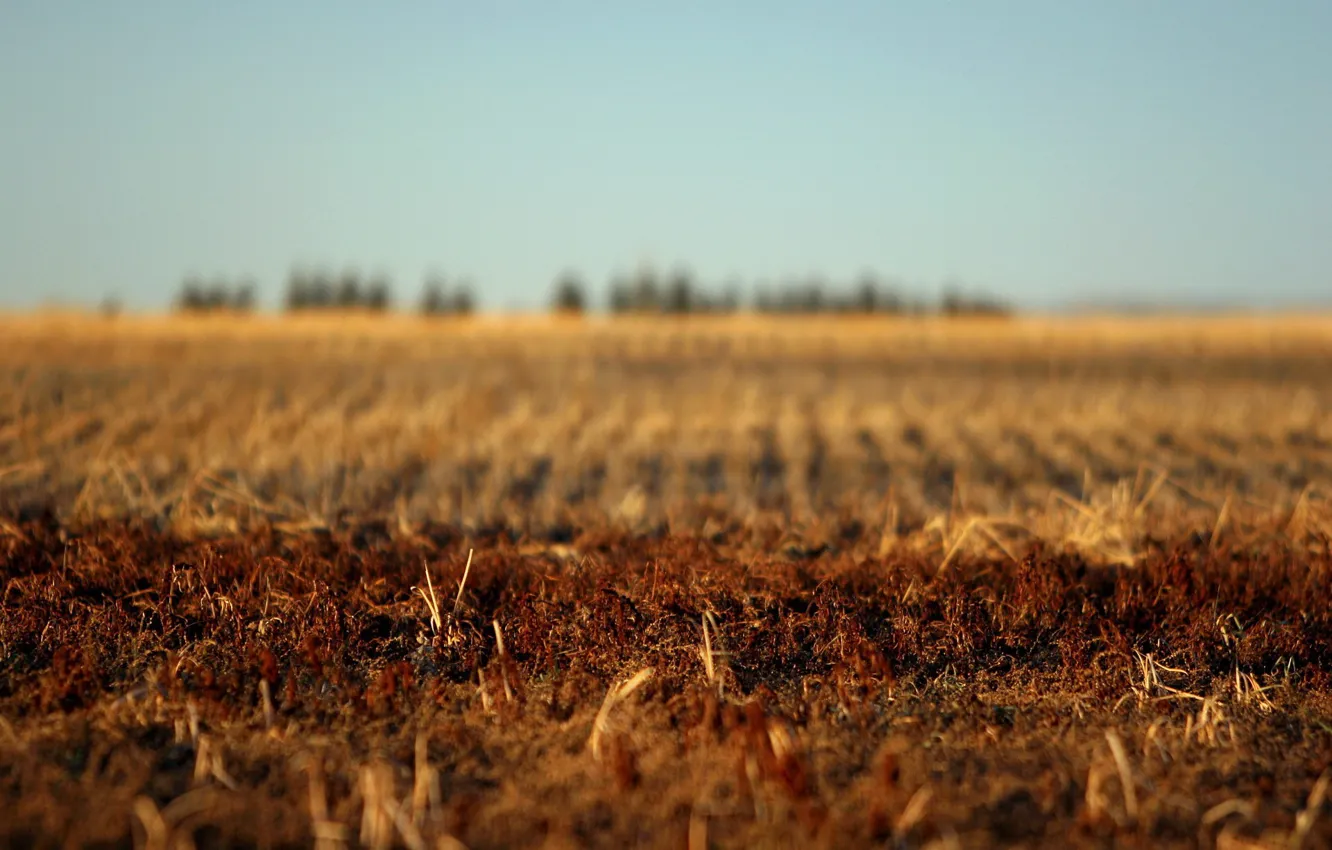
xmin=2 ymin=1 xmax=1330 ymax=313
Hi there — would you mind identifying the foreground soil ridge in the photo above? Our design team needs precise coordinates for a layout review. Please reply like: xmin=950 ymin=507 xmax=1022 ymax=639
xmin=2 ymin=520 xmax=1330 ymax=848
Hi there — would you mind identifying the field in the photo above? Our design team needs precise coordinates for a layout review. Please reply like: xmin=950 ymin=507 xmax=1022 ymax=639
xmin=2 ymin=313 xmax=1332 ymax=848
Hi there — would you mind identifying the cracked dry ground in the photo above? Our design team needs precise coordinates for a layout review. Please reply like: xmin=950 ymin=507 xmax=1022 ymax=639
xmin=2 ymin=519 xmax=1331 ymax=849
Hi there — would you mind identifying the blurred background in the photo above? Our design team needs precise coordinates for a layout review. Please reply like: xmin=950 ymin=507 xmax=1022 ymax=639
xmin=2 ymin=0 xmax=1330 ymax=317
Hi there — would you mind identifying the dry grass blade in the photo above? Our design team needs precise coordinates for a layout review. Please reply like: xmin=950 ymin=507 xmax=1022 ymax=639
xmin=260 ymin=679 xmax=276 ymax=730
xmin=587 ymin=667 xmax=654 ymax=762
xmin=0 ymin=517 xmax=27 ymax=541
xmin=0 ymin=715 xmax=21 ymax=749
xmin=0 ymin=461 xmax=43 ymax=483
xmin=1202 ymin=798 xmax=1255 ymax=827
xmin=132 ymin=796 xmax=169 ymax=850
xmin=938 ymin=517 xmax=980 ymax=574
xmin=688 ymin=808 xmax=708 ymax=850
xmin=1132 ymin=467 xmax=1171 ymax=522
xmin=1105 ymin=731 xmax=1139 ymax=823
xmin=699 ymin=610 xmax=729 ymax=697
xmin=413 ymin=560 xmax=442 ymax=636
xmin=1290 ymin=769 xmax=1331 ymax=849
xmin=411 ymin=732 xmax=442 ymax=828
xmin=160 ymin=786 xmax=225 ymax=830
xmin=193 ymin=735 xmax=239 ymax=791
xmin=359 ymin=762 xmax=396 ymax=850
xmin=452 ymin=549 xmax=474 ymax=619
xmin=700 ymin=614 xmax=715 ymax=686
xmin=1234 ymin=668 xmax=1279 ymax=712
xmin=298 ymin=754 xmax=350 ymax=850
xmin=933 ymin=512 xmax=1025 ymax=570
xmin=1211 ymin=490 xmax=1235 ymax=553
xmin=894 ymin=786 xmax=934 ymax=842
xmin=1124 ymin=651 xmax=1203 ymax=709
xmin=198 ymin=472 xmax=293 ymax=520
xmin=972 ymin=519 xmax=1023 ymax=564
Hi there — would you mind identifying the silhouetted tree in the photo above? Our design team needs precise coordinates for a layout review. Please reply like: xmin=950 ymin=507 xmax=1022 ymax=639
xmin=754 ymin=285 xmax=777 ymax=314
xmin=233 ymin=278 xmax=257 ymax=312
xmin=421 ymin=286 xmax=446 ymax=315
xmin=336 ymin=269 xmax=363 ymax=309
xmin=608 ymin=275 xmax=633 ymax=314
xmin=308 ymin=271 xmax=335 ymax=309
xmin=421 ymin=272 xmax=448 ymax=316
xmin=284 ymin=269 xmax=311 ymax=311
xmin=854 ymin=275 xmax=880 ymax=314
xmin=802 ymin=278 xmax=828 ymax=314
xmin=450 ymin=282 xmax=475 ymax=316
xmin=365 ymin=275 xmax=392 ymax=312
xmin=664 ymin=268 xmax=697 ymax=315
xmin=586 ymin=264 xmax=1015 ymax=319
xmin=941 ymin=285 xmax=963 ymax=317
xmin=939 ymin=282 xmax=1011 ymax=318
xmin=206 ymin=280 xmax=228 ymax=310
xmin=551 ymin=271 xmax=587 ymax=314
xmin=179 ymin=274 xmax=256 ymax=314
xmin=178 ymin=275 xmax=207 ymax=312
xmin=631 ymin=268 xmax=662 ymax=313
xmin=419 ymin=272 xmax=474 ymax=316
xmin=717 ymin=280 xmax=742 ymax=314
xmin=876 ymin=278 xmax=904 ymax=315
xmin=100 ymin=294 xmax=123 ymax=318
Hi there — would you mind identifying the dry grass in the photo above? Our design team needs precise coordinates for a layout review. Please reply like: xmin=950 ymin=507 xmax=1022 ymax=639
xmin=4 ymin=314 xmax=1332 ymax=552
xmin=3 ymin=313 xmax=1332 ymax=847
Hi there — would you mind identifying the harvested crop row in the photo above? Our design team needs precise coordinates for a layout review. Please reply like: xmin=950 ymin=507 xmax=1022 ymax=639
xmin=2 ymin=318 xmax=1330 ymax=538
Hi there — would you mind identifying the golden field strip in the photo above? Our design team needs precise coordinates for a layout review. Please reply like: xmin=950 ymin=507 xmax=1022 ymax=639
xmin=5 ymin=312 xmax=1332 ymax=849
xmin=2 ymin=313 xmax=1331 ymax=560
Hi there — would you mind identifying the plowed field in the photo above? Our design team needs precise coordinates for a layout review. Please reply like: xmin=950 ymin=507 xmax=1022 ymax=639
xmin=2 ymin=315 xmax=1331 ymax=848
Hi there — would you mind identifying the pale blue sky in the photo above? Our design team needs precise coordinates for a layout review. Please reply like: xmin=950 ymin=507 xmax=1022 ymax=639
xmin=2 ymin=1 xmax=1330 ymax=312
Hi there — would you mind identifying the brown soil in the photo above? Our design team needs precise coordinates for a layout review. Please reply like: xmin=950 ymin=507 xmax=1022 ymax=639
xmin=3 ymin=517 xmax=1330 ymax=849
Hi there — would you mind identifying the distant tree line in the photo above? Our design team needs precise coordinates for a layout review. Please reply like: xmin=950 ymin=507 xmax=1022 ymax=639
xmin=284 ymin=269 xmax=393 ymax=313
xmin=172 ymin=265 xmax=1011 ymax=318
xmin=173 ymin=269 xmax=477 ymax=316
xmin=418 ymin=272 xmax=475 ymax=317
xmin=176 ymin=276 xmax=257 ymax=313
xmin=553 ymin=268 xmax=1011 ymax=318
